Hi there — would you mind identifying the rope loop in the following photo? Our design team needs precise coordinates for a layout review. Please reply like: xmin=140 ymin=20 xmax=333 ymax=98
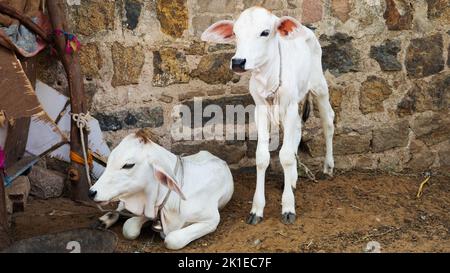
xmin=72 ymin=112 xmax=92 ymax=132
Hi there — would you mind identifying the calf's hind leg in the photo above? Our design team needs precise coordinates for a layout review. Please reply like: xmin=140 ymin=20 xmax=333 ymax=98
xmin=312 ymin=78 xmax=335 ymax=176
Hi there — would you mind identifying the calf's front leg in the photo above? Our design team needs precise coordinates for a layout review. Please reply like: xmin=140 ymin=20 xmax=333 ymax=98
xmin=92 ymin=201 xmax=125 ymax=229
xmin=247 ymin=105 xmax=270 ymax=225
xmin=164 ymin=213 xmax=220 ymax=250
xmin=279 ymin=103 xmax=302 ymax=224
xmin=122 ymin=216 xmax=151 ymax=240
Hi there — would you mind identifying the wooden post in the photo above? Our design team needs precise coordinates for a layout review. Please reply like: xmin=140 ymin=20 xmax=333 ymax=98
xmin=47 ymin=0 xmax=90 ymax=202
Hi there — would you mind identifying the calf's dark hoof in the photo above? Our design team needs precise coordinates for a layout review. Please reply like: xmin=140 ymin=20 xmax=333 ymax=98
xmin=281 ymin=212 xmax=296 ymax=225
xmin=246 ymin=213 xmax=263 ymax=225
xmin=90 ymin=219 xmax=107 ymax=230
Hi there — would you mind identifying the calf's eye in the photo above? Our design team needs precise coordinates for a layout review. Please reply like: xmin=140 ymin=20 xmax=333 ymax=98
xmin=260 ymin=30 xmax=270 ymax=37
xmin=122 ymin=163 xmax=135 ymax=169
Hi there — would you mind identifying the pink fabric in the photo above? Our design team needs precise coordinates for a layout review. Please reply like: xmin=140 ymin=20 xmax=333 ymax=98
xmin=55 ymin=30 xmax=81 ymax=54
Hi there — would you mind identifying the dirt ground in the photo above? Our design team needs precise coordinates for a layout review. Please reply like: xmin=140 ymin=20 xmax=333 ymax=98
xmin=7 ymin=171 xmax=450 ymax=253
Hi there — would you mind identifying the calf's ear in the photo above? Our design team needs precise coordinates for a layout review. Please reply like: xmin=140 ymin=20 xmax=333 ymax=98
xmin=201 ymin=20 xmax=235 ymax=44
xmin=276 ymin=16 xmax=305 ymax=39
xmin=153 ymin=164 xmax=186 ymax=200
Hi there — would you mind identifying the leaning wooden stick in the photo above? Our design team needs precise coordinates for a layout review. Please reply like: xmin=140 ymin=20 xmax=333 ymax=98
xmin=0 ymin=2 xmax=51 ymax=43
xmin=47 ymin=0 xmax=91 ymax=202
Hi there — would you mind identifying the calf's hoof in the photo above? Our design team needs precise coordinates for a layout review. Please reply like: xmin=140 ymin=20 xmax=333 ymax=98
xmin=91 ymin=212 xmax=119 ymax=230
xmin=123 ymin=227 xmax=141 ymax=240
xmin=281 ymin=212 xmax=296 ymax=225
xmin=246 ymin=213 xmax=263 ymax=225
xmin=90 ymin=219 xmax=107 ymax=230
xmin=123 ymin=218 xmax=143 ymax=240
xmin=323 ymin=160 xmax=334 ymax=177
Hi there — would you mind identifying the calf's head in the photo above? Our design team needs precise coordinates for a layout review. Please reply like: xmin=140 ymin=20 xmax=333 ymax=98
xmin=89 ymin=131 xmax=185 ymax=206
xmin=201 ymin=7 xmax=305 ymax=73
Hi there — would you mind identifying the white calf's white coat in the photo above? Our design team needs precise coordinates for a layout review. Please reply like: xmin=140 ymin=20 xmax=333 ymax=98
xmin=202 ymin=7 xmax=335 ymax=224
xmin=90 ymin=131 xmax=234 ymax=250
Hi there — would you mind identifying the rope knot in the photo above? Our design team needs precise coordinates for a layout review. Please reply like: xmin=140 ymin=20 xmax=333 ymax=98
xmin=72 ymin=112 xmax=92 ymax=132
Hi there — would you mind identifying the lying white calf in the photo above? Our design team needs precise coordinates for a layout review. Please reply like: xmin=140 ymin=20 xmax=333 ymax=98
xmin=89 ymin=130 xmax=234 ymax=250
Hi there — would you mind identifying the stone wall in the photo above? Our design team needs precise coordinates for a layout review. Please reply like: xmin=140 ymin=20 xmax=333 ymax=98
xmin=38 ymin=0 xmax=450 ymax=174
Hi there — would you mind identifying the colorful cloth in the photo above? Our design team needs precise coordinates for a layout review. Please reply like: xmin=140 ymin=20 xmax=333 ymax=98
xmin=54 ymin=29 xmax=82 ymax=54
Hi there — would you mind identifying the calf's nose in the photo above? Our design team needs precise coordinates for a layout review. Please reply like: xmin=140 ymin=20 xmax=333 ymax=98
xmin=88 ymin=189 xmax=97 ymax=200
xmin=231 ymin=58 xmax=246 ymax=72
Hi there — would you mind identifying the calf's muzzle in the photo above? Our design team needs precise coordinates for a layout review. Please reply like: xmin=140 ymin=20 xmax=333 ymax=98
xmin=88 ymin=189 xmax=97 ymax=200
xmin=231 ymin=58 xmax=247 ymax=72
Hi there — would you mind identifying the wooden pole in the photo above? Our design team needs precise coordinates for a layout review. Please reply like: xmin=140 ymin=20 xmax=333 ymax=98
xmin=47 ymin=0 xmax=90 ymax=202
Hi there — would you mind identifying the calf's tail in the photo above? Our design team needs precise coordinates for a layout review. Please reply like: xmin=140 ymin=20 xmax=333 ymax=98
xmin=302 ymin=92 xmax=311 ymax=123
xmin=299 ymin=92 xmax=312 ymax=154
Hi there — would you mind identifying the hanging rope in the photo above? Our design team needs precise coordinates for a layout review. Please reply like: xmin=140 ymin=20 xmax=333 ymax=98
xmin=71 ymin=112 xmax=93 ymax=187
xmin=71 ymin=112 xmax=114 ymax=214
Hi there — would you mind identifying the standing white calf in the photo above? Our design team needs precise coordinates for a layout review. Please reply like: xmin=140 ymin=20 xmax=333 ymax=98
xmin=202 ymin=7 xmax=335 ymax=225
xmin=89 ymin=130 xmax=234 ymax=250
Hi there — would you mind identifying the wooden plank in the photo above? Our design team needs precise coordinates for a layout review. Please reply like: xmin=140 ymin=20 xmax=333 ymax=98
xmin=3 ymin=119 xmax=31 ymax=167
xmin=0 ymin=8 xmax=38 ymax=250
xmin=4 ymin=58 xmax=36 ymax=168
xmin=4 ymin=141 xmax=68 ymax=185
xmin=47 ymin=0 xmax=91 ymax=202
xmin=1 ymin=55 xmax=36 ymax=247
xmin=0 ymin=47 xmax=42 ymax=122
xmin=21 ymin=57 xmax=37 ymax=86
